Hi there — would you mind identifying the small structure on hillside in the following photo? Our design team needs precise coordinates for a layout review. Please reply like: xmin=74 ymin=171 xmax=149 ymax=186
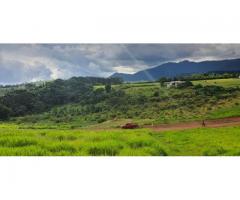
xmin=166 ymin=81 xmax=186 ymax=88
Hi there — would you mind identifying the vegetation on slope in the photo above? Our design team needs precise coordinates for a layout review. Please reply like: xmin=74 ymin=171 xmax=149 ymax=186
xmin=12 ymin=80 xmax=240 ymax=128
xmin=0 ymin=77 xmax=122 ymax=118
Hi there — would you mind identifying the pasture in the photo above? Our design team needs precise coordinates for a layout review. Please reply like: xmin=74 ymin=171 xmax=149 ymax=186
xmin=192 ymin=78 xmax=240 ymax=88
xmin=1 ymin=123 xmax=240 ymax=156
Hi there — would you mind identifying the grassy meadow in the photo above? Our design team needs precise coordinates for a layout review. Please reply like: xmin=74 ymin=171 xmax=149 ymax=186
xmin=192 ymin=78 xmax=240 ymax=88
xmin=1 ymin=123 xmax=240 ymax=156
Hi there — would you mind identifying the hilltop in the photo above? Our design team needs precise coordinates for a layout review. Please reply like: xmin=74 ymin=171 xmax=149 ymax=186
xmin=111 ymin=58 xmax=240 ymax=82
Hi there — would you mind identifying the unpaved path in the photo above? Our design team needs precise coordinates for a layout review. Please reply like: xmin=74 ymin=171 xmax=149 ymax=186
xmin=144 ymin=116 xmax=240 ymax=131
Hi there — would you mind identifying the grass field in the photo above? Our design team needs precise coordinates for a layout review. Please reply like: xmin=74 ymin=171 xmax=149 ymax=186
xmin=1 ymin=123 xmax=240 ymax=156
xmin=95 ymin=78 xmax=240 ymax=90
xmin=192 ymin=78 xmax=240 ymax=88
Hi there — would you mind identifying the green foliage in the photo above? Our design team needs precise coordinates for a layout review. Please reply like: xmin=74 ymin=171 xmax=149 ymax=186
xmin=1 ymin=90 xmax=43 ymax=116
xmin=177 ymin=80 xmax=193 ymax=88
xmin=0 ymin=77 xmax=122 ymax=118
xmin=159 ymin=77 xmax=168 ymax=87
xmin=105 ymin=83 xmax=112 ymax=93
xmin=0 ymin=104 xmax=11 ymax=120
xmin=3 ymin=75 xmax=240 ymax=127
xmin=153 ymin=91 xmax=159 ymax=97
xmin=176 ymin=72 xmax=240 ymax=81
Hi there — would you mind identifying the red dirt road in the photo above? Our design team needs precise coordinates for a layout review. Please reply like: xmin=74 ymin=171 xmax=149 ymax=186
xmin=144 ymin=116 xmax=240 ymax=131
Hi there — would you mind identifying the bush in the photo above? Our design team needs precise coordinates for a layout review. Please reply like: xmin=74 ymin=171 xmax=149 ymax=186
xmin=193 ymin=84 xmax=203 ymax=89
xmin=153 ymin=91 xmax=160 ymax=97
xmin=97 ymin=117 xmax=107 ymax=123
xmin=178 ymin=81 xmax=193 ymax=88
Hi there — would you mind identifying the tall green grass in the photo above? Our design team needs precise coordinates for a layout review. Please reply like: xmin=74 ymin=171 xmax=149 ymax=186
xmin=1 ymin=124 xmax=240 ymax=156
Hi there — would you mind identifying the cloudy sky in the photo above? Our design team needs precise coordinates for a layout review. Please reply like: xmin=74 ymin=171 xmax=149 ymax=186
xmin=1 ymin=44 xmax=240 ymax=85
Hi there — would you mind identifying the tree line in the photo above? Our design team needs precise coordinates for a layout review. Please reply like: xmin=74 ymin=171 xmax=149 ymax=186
xmin=158 ymin=72 xmax=240 ymax=83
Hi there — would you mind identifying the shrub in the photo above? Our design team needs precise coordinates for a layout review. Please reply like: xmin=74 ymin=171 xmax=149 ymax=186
xmin=97 ymin=117 xmax=106 ymax=123
xmin=153 ymin=91 xmax=160 ymax=97
xmin=178 ymin=80 xmax=193 ymax=88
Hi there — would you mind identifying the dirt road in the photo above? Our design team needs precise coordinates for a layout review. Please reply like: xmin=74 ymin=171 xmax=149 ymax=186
xmin=144 ymin=116 xmax=240 ymax=131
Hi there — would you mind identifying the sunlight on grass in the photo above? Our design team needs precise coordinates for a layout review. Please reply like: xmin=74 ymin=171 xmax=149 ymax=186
xmin=0 ymin=124 xmax=240 ymax=156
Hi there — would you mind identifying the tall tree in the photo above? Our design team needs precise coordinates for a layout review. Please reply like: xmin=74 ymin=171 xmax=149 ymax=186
xmin=105 ymin=83 xmax=112 ymax=93
xmin=0 ymin=104 xmax=11 ymax=120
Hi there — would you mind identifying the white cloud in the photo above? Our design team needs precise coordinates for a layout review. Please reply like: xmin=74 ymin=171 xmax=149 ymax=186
xmin=113 ymin=66 xmax=137 ymax=74
xmin=1 ymin=44 xmax=240 ymax=84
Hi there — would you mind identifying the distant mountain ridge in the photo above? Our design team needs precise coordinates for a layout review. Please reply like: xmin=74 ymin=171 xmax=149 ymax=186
xmin=110 ymin=58 xmax=240 ymax=82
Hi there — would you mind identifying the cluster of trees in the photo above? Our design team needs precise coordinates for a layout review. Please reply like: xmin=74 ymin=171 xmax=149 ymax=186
xmin=0 ymin=77 xmax=122 ymax=120
xmin=0 ymin=104 xmax=11 ymax=120
xmin=158 ymin=72 xmax=240 ymax=84
xmin=180 ymin=72 xmax=240 ymax=81
xmin=193 ymin=84 xmax=238 ymax=97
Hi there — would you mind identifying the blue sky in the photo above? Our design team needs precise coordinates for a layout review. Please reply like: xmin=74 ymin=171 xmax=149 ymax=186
xmin=1 ymin=44 xmax=240 ymax=85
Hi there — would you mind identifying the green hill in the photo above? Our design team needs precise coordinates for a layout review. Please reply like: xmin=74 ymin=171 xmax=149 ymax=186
xmin=7 ymin=77 xmax=240 ymax=129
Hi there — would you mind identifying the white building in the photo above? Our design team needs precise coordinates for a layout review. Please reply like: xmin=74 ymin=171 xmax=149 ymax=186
xmin=166 ymin=81 xmax=186 ymax=88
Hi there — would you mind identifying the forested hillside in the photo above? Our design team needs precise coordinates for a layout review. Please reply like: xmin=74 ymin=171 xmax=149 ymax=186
xmin=0 ymin=77 xmax=122 ymax=120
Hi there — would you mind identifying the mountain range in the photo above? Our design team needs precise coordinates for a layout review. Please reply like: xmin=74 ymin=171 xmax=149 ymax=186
xmin=110 ymin=58 xmax=240 ymax=82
